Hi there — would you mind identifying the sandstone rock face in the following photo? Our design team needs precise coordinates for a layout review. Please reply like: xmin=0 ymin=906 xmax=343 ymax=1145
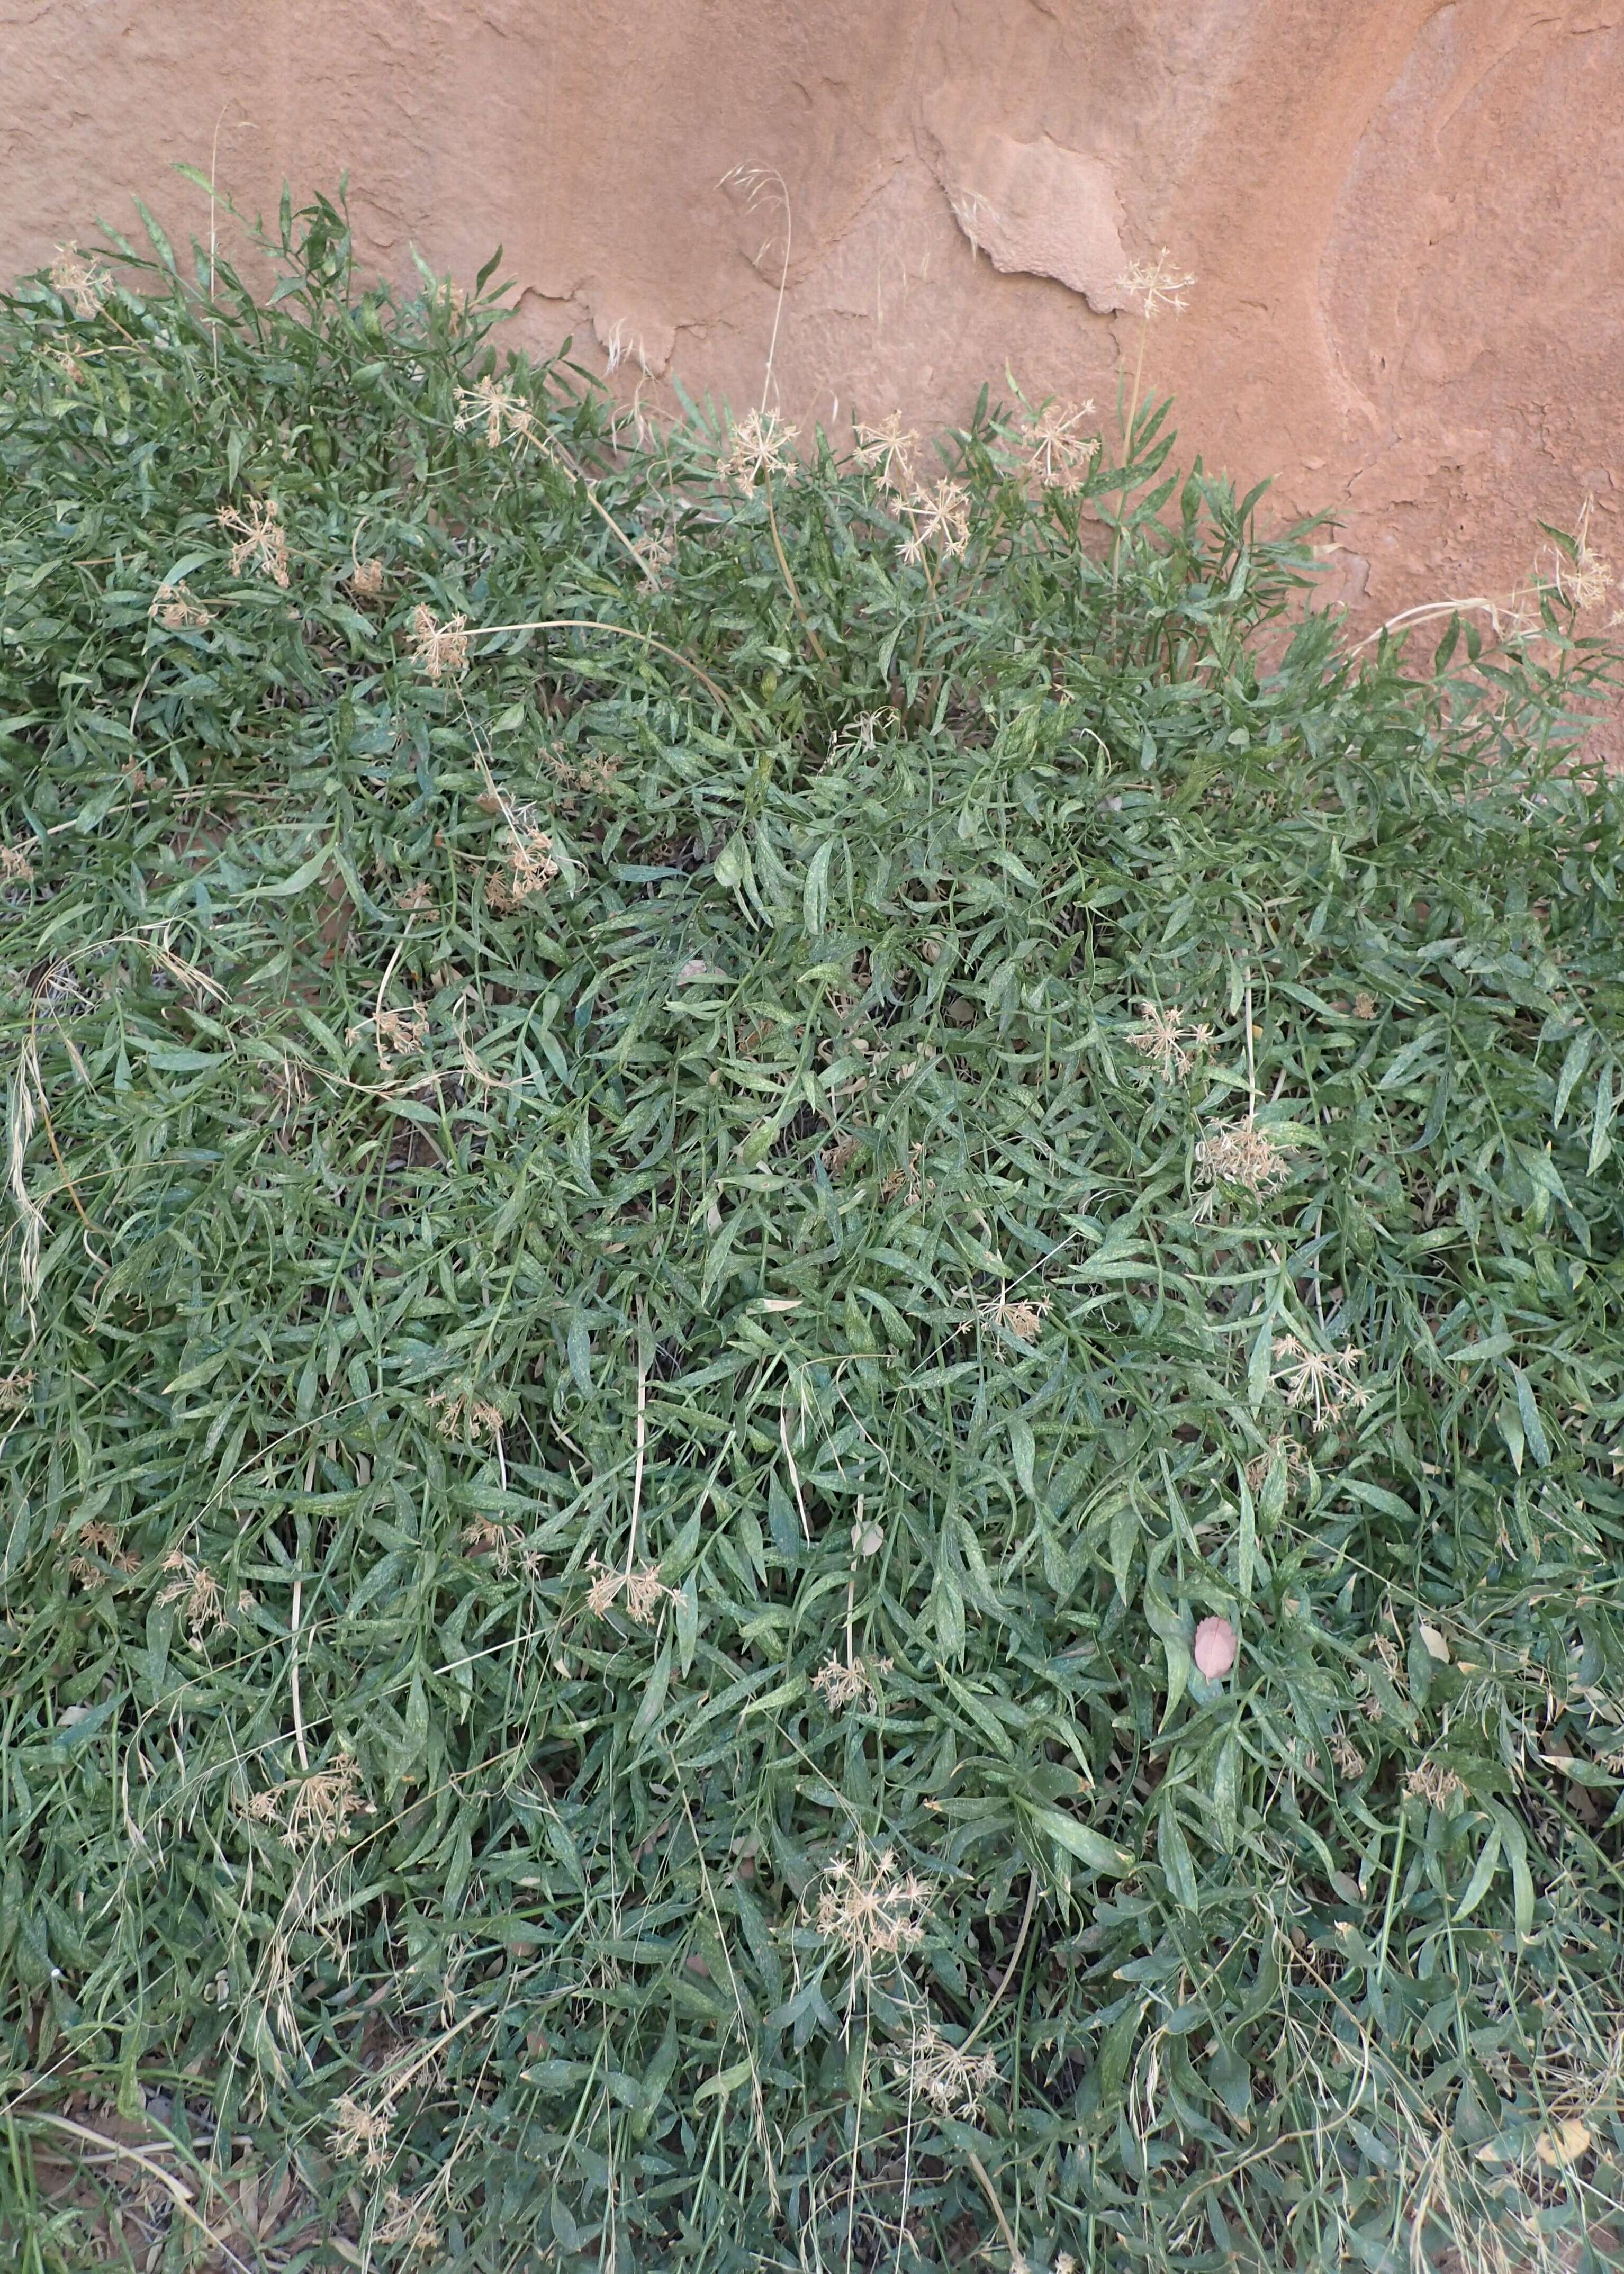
xmin=4 ymin=0 xmax=1621 ymax=621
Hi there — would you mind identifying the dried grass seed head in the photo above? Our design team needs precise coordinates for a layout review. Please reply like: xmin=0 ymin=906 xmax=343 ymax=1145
xmin=49 ymin=242 xmax=110 ymax=320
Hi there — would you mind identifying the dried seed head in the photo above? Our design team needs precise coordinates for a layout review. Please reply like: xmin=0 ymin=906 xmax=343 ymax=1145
xmin=853 ymin=413 xmax=919 ymax=493
xmin=426 ymin=1385 xmax=503 ymax=1442
xmin=0 ymin=845 xmax=35 ymax=887
xmin=461 ymin=1518 xmax=523 ymax=1573
xmin=150 ymin=579 xmax=212 ymax=630
xmin=891 ymin=2024 xmax=999 ymax=2115
xmin=1116 ymin=249 xmax=1196 ymax=320
xmin=349 ymin=556 xmax=385 ymax=599
xmin=1128 ymin=1000 xmax=1211 ymax=1083
xmin=328 ymin=2091 xmax=394 ymax=2172
xmin=718 ymin=407 xmax=799 ymax=491
xmin=375 ymin=2186 xmax=443 ymax=2252
xmin=49 ymin=243 xmax=109 ymax=320
xmin=816 ymin=1845 xmax=932 ymax=1968
xmin=1018 ymin=398 xmax=1100 ymax=494
xmin=158 ymin=1550 xmax=228 ymax=1643
xmin=1271 ymin=1334 xmax=1365 ymax=1425
xmin=812 ymin=1653 xmax=894 ymax=1712
xmin=408 ymin=604 xmax=469 ymax=681
xmin=217 ymin=497 xmax=290 ymax=587
xmin=350 ymin=1002 xmax=429 ymax=1070
xmin=454 ymin=373 xmax=537 ymax=450
xmin=0 ymin=1368 xmax=34 ymax=1410
xmin=1195 ymin=1117 xmax=1292 ymax=1197
xmin=899 ymin=479 xmax=972 ymax=565
xmin=1352 ymin=991 xmax=1377 ymax=1020
xmin=1405 ymin=1758 xmax=1464 ymax=1810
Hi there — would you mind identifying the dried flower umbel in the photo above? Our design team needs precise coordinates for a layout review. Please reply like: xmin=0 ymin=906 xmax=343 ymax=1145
xmin=1273 ymin=1334 xmax=1366 ymax=1427
xmin=454 ymin=373 xmax=537 ymax=450
xmin=49 ymin=242 xmax=109 ymax=319
xmin=217 ymin=497 xmax=290 ymax=588
xmin=853 ymin=412 xmax=919 ymax=493
xmin=718 ymin=407 xmax=798 ymax=492
xmin=1128 ymin=1000 xmax=1211 ymax=1083
xmin=158 ymin=1549 xmax=231 ymax=1643
xmin=0 ymin=845 xmax=35 ymax=887
xmin=1195 ymin=1117 xmax=1292 ymax=1197
xmin=899 ymin=478 xmax=972 ymax=565
xmin=892 ymin=2024 xmax=999 ymax=2116
xmin=1018 ymin=398 xmax=1100 ymax=494
xmin=1115 ymin=249 xmax=1196 ymax=321
xmin=584 ymin=1557 xmax=678 ymax=1626
xmin=408 ymin=604 xmax=469 ymax=681
xmin=243 ymin=1750 xmax=373 ymax=1852
xmin=150 ymin=579 xmax=212 ymax=630
xmin=811 ymin=1654 xmax=892 ymax=1711
xmin=815 ymin=1846 xmax=932 ymax=1972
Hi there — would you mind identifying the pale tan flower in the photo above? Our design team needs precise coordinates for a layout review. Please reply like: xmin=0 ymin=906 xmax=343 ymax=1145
xmin=158 ymin=1549 xmax=227 ymax=1643
xmin=811 ymin=1654 xmax=892 ymax=1711
xmin=348 ymin=556 xmax=385 ymax=599
xmin=217 ymin=497 xmax=290 ymax=588
xmin=408 ymin=604 xmax=469 ymax=681
xmin=50 ymin=243 xmax=109 ymax=320
xmin=718 ymin=407 xmax=798 ymax=491
xmin=1405 ymin=1758 xmax=1463 ymax=1810
xmin=461 ymin=1518 xmax=522 ymax=1573
xmin=854 ymin=412 xmax=919 ymax=492
xmin=1272 ymin=1335 xmax=1365 ymax=1427
xmin=150 ymin=579 xmax=212 ymax=630
xmin=816 ymin=1845 xmax=931 ymax=1969
xmin=350 ymin=1002 xmax=429 ymax=1070
xmin=329 ymin=2091 xmax=393 ymax=2172
xmin=584 ymin=1558 xmax=676 ymax=1625
xmin=899 ymin=479 xmax=971 ymax=565
xmin=454 ymin=373 xmax=537 ymax=450
xmin=892 ymin=2024 xmax=999 ymax=2116
xmin=1195 ymin=1118 xmax=1292 ymax=1197
xmin=375 ymin=2186 xmax=442 ymax=2252
xmin=1352 ymin=991 xmax=1377 ymax=1020
xmin=1019 ymin=399 xmax=1099 ymax=494
xmin=1116 ymin=250 xmax=1195 ymax=320
xmin=1128 ymin=1000 xmax=1211 ymax=1083
xmin=426 ymin=1385 xmax=503 ymax=1442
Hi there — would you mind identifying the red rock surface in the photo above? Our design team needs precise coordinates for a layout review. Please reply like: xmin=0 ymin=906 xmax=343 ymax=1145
xmin=5 ymin=1 xmax=1622 ymax=624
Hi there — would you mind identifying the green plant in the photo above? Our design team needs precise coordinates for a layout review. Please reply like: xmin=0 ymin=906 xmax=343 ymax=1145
xmin=2 ymin=184 xmax=1623 ymax=2273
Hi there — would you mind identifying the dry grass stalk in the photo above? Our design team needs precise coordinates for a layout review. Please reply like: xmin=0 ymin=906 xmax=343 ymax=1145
xmin=1129 ymin=1000 xmax=1211 ymax=1082
xmin=217 ymin=498 xmax=290 ymax=588
xmin=1273 ymin=1334 xmax=1365 ymax=1425
xmin=50 ymin=243 xmax=109 ymax=319
xmin=1195 ymin=1117 xmax=1292 ymax=1197
xmin=7 ymin=1035 xmax=46 ymax=1314
xmin=811 ymin=1654 xmax=891 ymax=1711
xmin=149 ymin=580 xmax=212 ymax=630
xmin=0 ymin=843 xmax=35 ymax=886
xmin=408 ymin=604 xmax=469 ymax=681
xmin=891 ymin=2024 xmax=999 ymax=2116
